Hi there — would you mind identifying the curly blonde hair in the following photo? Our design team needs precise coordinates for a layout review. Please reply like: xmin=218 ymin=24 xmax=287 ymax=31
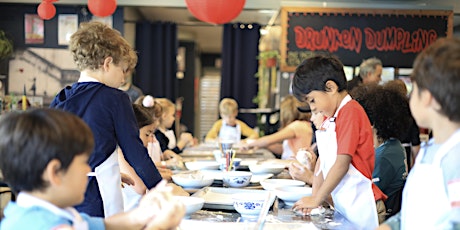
xmin=69 ymin=21 xmax=137 ymax=73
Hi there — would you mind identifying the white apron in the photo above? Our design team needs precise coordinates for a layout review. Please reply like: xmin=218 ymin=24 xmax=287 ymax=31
xmin=164 ymin=130 xmax=177 ymax=150
xmin=148 ymin=140 xmax=162 ymax=163
xmin=122 ymin=186 xmax=142 ymax=212
xmin=94 ymin=149 xmax=123 ymax=217
xmin=401 ymin=130 xmax=460 ymax=229
xmin=315 ymin=95 xmax=378 ymax=229
xmin=281 ymin=139 xmax=294 ymax=160
xmin=218 ymin=121 xmax=241 ymax=144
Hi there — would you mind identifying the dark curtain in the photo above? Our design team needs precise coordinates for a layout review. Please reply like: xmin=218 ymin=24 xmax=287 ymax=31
xmin=221 ymin=23 xmax=261 ymax=127
xmin=134 ymin=21 xmax=178 ymax=101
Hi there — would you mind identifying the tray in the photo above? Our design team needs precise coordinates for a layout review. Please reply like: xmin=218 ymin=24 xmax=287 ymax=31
xmin=191 ymin=187 xmax=276 ymax=210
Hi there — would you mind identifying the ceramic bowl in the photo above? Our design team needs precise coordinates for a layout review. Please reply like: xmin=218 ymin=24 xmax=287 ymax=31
xmin=222 ymin=171 xmax=252 ymax=188
xmin=274 ymin=186 xmax=313 ymax=206
xmin=232 ymin=193 xmax=266 ymax=218
xmin=248 ymin=164 xmax=285 ymax=175
xmin=260 ymin=179 xmax=306 ymax=191
xmin=175 ymin=196 xmax=205 ymax=218
xmin=184 ymin=161 xmax=220 ymax=170
xmin=171 ymin=173 xmax=214 ymax=188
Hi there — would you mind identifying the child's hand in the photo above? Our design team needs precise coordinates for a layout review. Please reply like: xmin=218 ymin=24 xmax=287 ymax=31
xmin=134 ymin=180 xmax=185 ymax=230
xmin=180 ymin=133 xmax=194 ymax=145
xmin=158 ymin=167 xmax=172 ymax=181
xmin=167 ymin=182 xmax=190 ymax=196
xmin=292 ymin=195 xmax=322 ymax=216
xmin=288 ymin=162 xmax=313 ymax=185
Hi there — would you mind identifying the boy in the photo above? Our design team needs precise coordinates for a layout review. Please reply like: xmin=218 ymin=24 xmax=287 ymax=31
xmin=205 ymin=98 xmax=259 ymax=143
xmin=291 ymin=54 xmax=386 ymax=229
xmin=50 ymin=21 xmax=162 ymax=217
xmin=379 ymin=37 xmax=460 ymax=229
xmin=0 ymin=109 xmax=184 ymax=230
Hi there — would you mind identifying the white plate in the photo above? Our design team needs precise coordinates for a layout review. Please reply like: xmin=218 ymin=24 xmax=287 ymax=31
xmin=260 ymin=179 xmax=306 ymax=191
xmin=191 ymin=187 xmax=276 ymax=210
xmin=200 ymin=170 xmax=273 ymax=183
xmin=185 ymin=161 xmax=220 ymax=170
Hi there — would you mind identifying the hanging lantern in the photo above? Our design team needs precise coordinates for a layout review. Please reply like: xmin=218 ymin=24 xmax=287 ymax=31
xmin=88 ymin=0 xmax=117 ymax=18
xmin=37 ymin=1 xmax=56 ymax=20
xmin=185 ymin=0 xmax=246 ymax=24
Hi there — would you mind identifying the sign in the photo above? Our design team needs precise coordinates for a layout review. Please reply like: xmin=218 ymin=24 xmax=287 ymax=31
xmin=280 ymin=8 xmax=453 ymax=72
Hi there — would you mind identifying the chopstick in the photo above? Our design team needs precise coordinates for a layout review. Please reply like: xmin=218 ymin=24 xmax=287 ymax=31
xmin=228 ymin=149 xmax=236 ymax=171
xmin=254 ymin=191 xmax=272 ymax=230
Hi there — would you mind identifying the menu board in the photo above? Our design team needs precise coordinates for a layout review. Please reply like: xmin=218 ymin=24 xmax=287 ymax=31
xmin=280 ymin=8 xmax=453 ymax=72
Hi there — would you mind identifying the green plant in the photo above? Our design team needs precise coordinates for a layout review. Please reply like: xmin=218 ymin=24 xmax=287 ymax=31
xmin=0 ymin=30 xmax=14 ymax=60
xmin=257 ymin=50 xmax=280 ymax=68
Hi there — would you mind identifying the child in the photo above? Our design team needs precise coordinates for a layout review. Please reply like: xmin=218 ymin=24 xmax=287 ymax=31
xmin=240 ymin=95 xmax=313 ymax=160
xmin=290 ymin=54 xmax=386 ymax=228
xmin=205 ymin=98 xmax=259 ymax=143
xmin=118 ymin=104 xmax=187 ymax=211
xmin=379 ymin=37 xmax=460 ymax=229
xmin=288 ymin=110 xmax=324 ymax=185
xmin=154 ymin=98 xmax=194 ymax=154
xmin=49 ymin=21 xmax=162 ymax=217
xmin=0 ymin=109 xmax=184 ymax=230
xmin=351 ymin=84 xmax=411 ymax=219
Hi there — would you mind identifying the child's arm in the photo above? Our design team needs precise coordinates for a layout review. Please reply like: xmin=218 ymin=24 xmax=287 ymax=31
xmin=293 ymin=154 xmax=350 ymax=211
xmin=238 ymin=120 xmax=259 ymax=139
xmin=103 ymin=180 xmax=185 ymax=230
xmin=243 ymin=126 xmax=296 ymax=149
xmin=205 ymin=120 xmax=222 ymax=141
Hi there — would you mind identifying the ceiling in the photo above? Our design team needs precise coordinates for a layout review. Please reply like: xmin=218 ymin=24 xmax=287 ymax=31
xmin=2 ymin=0 xmax=460 ymax=53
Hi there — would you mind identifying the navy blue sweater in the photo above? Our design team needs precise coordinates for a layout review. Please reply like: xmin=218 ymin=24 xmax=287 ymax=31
xmin=50 ymin=82 xmax=162 ymax=217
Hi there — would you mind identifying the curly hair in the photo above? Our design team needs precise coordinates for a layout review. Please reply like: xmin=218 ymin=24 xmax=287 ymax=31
xmin=69 ymin=21 xmax=137 ymax=73
xmin=351 ymin=84 xmax=411 ymax=141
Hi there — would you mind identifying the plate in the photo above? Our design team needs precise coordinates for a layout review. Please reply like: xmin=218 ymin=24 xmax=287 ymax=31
xmin=191 ymin=187 xmax=276 ymax=210
xmin=185 ymin=161 xmax=220 ymax=170
xmin=200 ymin=170 xmax=273 ymax=183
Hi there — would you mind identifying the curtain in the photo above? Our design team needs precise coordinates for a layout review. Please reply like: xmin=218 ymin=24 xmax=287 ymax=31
xmin=220 ymin=23 xmax=261 ymax=127
xmin=134 ymin=21 xmax=178 ymax=101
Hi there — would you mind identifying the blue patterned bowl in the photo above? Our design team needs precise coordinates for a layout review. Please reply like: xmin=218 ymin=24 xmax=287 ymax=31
xmin=232 ymin=193 xmax=266 ymax=218
xmin=222 ymin=171 xmax=252 ymax=188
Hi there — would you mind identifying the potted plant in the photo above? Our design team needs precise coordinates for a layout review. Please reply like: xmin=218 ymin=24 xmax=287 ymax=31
xmin=0 ymin=30 xmax=14 ymax=60
xmin=257 ymin=50 xmax=280 ymax=68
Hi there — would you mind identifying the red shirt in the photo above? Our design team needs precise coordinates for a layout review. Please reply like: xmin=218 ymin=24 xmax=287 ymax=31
xmin=336 ymin=100 xmax=387 ymax=201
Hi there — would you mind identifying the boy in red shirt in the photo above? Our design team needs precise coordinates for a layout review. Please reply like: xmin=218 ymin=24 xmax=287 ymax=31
xmin=291 ymin=54 xmax=386 ymax=229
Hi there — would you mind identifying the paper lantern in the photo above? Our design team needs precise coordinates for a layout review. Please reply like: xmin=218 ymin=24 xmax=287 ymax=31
xmin=88 ymin=0 xmax=117 ymax=17
xmin=185 ymin=0 xmax=246 ymax=24
xmin=37 ymin=1 xmax=56 ymax=20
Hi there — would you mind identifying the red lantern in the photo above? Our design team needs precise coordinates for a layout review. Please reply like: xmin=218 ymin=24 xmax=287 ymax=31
xmin=185 ymin=0 xmax=246 ymax=24
xmin=88 ymin=0 xmax=117 ymax=18
xmin=37 ymin=1 xmax=56 ymax=20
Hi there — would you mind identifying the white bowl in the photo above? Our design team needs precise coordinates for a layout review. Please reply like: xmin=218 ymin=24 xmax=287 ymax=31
xmin=249 ymin=164 xmax=285 ymax=175
xmin=222 ymin=171 xmax=252 ymax=188
xmin=175 ymin=196 xmax=204 ymax=218
xmin=260 ymin=179 xmax=306 ymax=191
xmin=171 ymin=173 xmax=214 ymax=188
xmin=274 ymin=186 xmax=312 ymax=206
xmin=232 ymin=193 xmax=266 ymax=218
xmin=185 ymin=161 xmax=220 ymax=170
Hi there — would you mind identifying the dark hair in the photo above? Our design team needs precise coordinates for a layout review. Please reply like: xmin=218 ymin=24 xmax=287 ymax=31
xmin=132 ymin=104 xmax=154 ymax=129
xmin=351 ymin=85 xmax=411 ymax=141
xmin=292 ymin=53 xmax=347 ymax=102
xmin=411 ymin=37 xmax=460 ymax=122
xmin=0 ymin=109 xmax=94 ymax=193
